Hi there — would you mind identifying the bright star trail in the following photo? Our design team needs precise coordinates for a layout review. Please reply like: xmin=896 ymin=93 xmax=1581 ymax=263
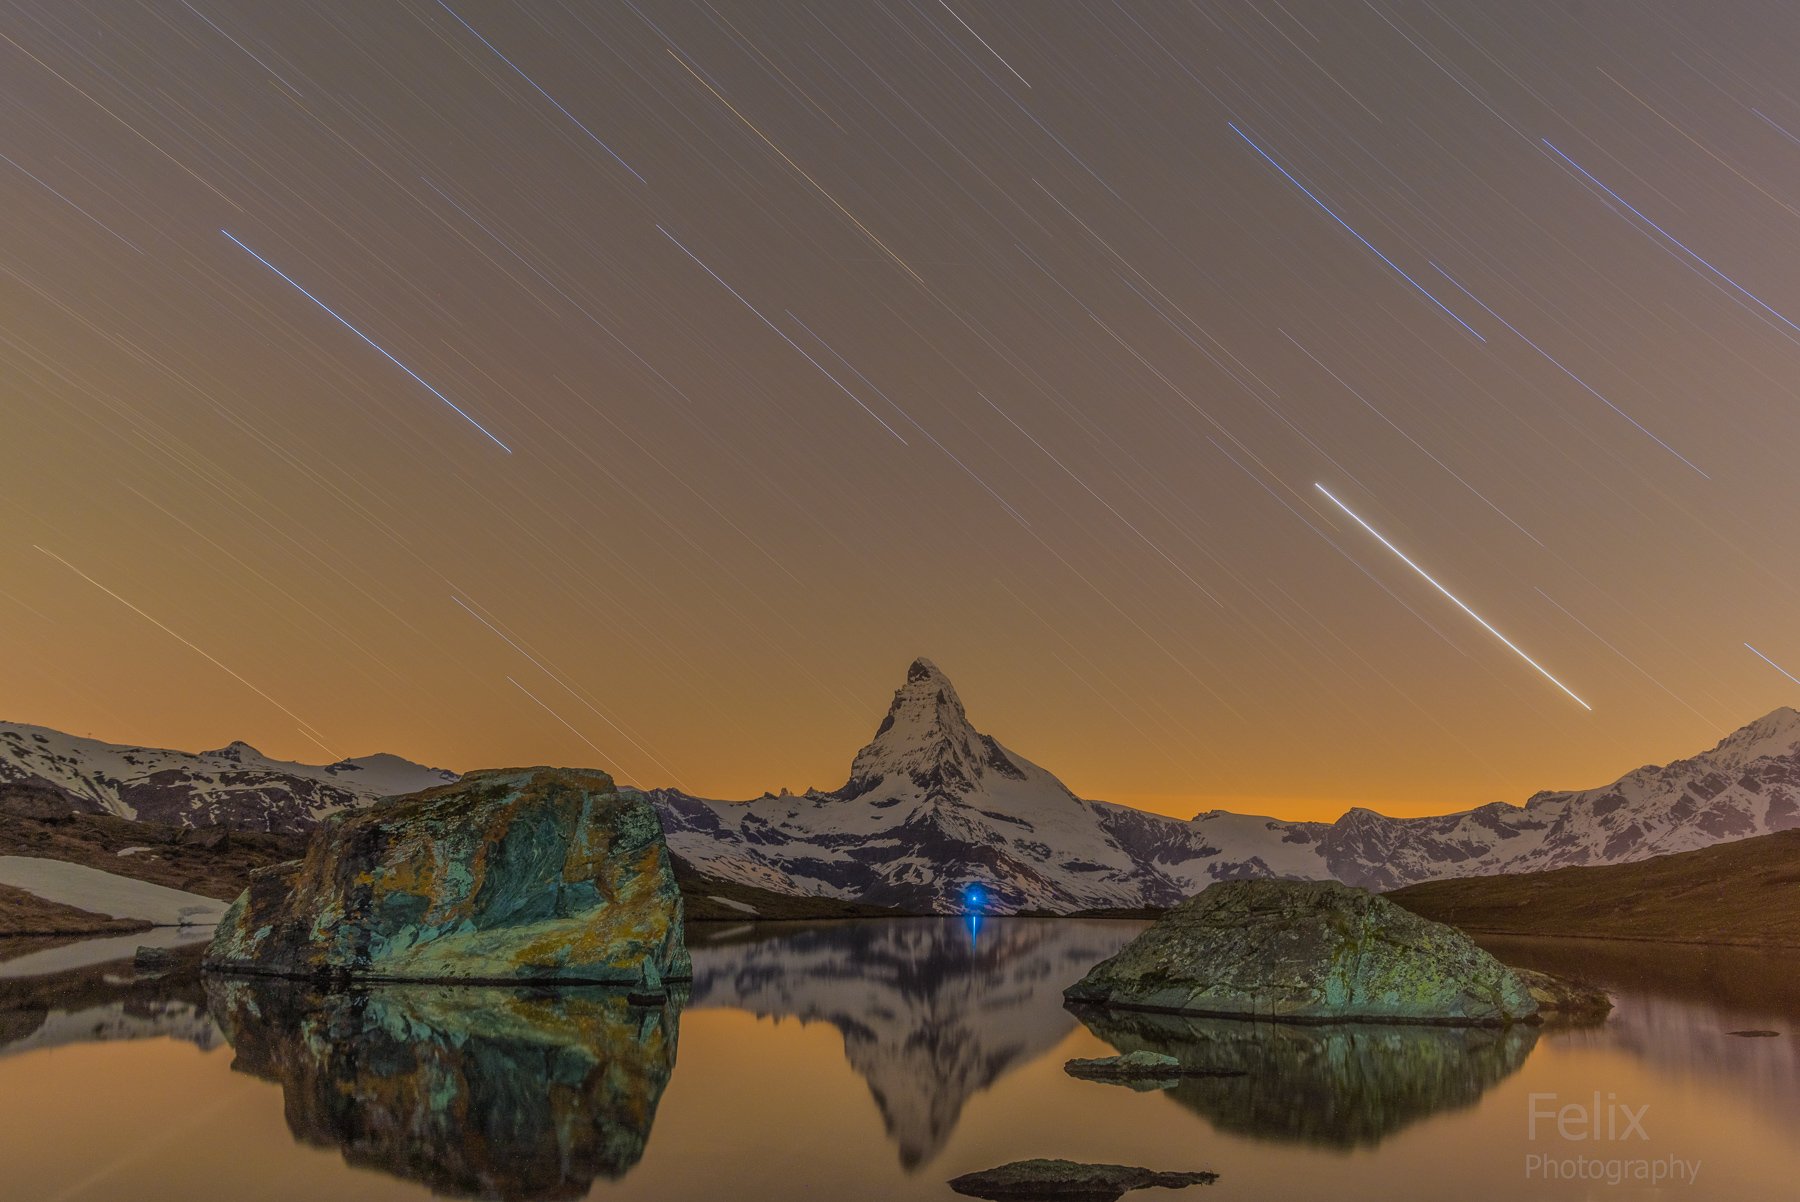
xmin=1746 ymin=644 xmax=1800 ymax=688
xmin=6 ymin=1 xmax=1798 ymax=821
xmin=1314 ymin=485 xmax=1592 ymax=711
xmin=221 ymin=230 xmax=514 ymax=453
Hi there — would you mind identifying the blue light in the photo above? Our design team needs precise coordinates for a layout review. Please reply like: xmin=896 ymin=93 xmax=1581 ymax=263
xmin=963 ymin=883 xmax=988 ymax=911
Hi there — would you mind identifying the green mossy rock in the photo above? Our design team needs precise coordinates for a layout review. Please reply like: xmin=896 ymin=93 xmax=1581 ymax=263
xmin=1064 ymin=879 xmax=1536 ymax=1024
xmin=204 ymin=767 xmax=689 ymax=989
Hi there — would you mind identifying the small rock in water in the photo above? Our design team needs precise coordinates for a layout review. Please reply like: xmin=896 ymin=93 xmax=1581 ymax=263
xmin=1727 ymin=1029 xmax=1780 ymax=1038
xmin=949 ymin=1159 xmax=1217 ymax=1201
xmin=1063 ymin=1049 xmax=1244 ymax=1088
xmin=133 ymin=945 xmax=176 ymax=974
xmin=1510 ymin=968 xmax=1612 ymax=1023
xmin=1070 ymin=1049 xmax=1179 ymax=1073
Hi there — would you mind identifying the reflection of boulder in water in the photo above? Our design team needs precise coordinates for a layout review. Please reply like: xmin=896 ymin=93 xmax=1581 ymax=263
xmin=1071 ymin=1004 xmax=1535 ymax=1148
xmin=207 ymin=977 xmax=681 ymax=1200
xmin=689 ymin=918 xmax=1138 ymax=1169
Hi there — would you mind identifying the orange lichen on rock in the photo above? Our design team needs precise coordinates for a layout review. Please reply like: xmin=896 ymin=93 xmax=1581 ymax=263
xmin=204 ymin=767 xmax=690 ymax=989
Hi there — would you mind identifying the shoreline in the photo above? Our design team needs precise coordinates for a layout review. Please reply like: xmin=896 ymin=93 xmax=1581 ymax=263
xmin=1470 ymin=927 xmax=1800 ymax=951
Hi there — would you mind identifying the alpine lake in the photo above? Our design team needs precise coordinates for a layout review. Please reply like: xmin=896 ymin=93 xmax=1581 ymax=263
xmin=1 ymin=919 xmax=1795 ymax=1202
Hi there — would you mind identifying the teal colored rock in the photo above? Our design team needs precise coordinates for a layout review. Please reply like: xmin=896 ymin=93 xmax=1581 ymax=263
xmin=1064 ymin=879 xmax=1536 ymax=1025
xmin=204 ymin=767 xmax=689 ymax=989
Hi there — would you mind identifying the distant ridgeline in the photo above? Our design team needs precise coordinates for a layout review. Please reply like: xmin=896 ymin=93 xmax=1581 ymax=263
xmin=5 ymin=662 xmax=1799 ymax=914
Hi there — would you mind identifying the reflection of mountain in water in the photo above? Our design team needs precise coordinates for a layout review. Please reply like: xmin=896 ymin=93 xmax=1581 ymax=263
xmin=1072 ymin=1005 xmax=1537 ymax=1148
xmin=689 ymin=918 xmax=1138 ymax=1168
xmin=206 ymin=978 xmax=681 ymax=1201
xmin=1479 ymin=936 xmax=1800 ymax=1118
xmin=0 ymin=953 xmax=221 ymax=1058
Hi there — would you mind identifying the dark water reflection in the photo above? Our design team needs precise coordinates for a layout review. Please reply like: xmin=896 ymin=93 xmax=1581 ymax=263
xmin=685 ymin=917 xmax=1138 ymax=1166
xmin=1071 ymin=1004 xmax=1538 ymax=1147
xmin=1475 ymin=934 xmax=1800 ymax=1118
xmin=2 ymin=921 xmax=1798 ymax=1201
xmin=205 ymin=978 xmax=680 ymax=1200
xmin=0 ymin=946 xmax=220 ymax=1057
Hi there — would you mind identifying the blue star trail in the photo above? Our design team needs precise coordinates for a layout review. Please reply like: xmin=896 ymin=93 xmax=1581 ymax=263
xmin=1228 ymin=121 xmax=1486 ymax=343
xmin=221 ymin=230 xmax=513 ymax=453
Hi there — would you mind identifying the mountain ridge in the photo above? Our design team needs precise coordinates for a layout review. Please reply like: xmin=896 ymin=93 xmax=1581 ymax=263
xmin=653 ymin=659 xmax=1800 ymax=911
xmin=4 ymin=663 xmax=1797 ymax=912
xmin=0 ymin=720 xmax=456 ymax=833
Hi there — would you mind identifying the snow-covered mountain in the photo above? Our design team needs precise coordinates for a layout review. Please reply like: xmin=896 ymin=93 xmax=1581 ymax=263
xmin=653 ymin=659 xmax=1201 ymax=912
xmin=0 ymin=721 xmax=456 ymax=833
xmin=5 ymin=661 xmax=1797 ymax=908
xmin=653 ymin=659 xmax=1800 ymax=912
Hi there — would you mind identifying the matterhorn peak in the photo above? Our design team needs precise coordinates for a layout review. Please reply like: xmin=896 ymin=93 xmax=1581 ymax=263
xmin=840 ymin=658 xmax=1024 ymax=799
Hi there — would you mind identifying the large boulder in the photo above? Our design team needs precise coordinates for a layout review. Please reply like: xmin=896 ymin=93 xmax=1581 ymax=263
xmin=1064 ymin=879 xmax=1536 ymax=1024
xmin=204 ymin=767 xmax=689 ymax=990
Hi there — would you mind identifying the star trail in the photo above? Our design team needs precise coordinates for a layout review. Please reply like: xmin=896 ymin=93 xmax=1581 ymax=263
xmin=4 ymin=1 xmax=1799 ymax=821
xmin=1314 ymin=484 xmax=1591 ymax=711
xmin=222 ymin=229 xmax=516 ymax=452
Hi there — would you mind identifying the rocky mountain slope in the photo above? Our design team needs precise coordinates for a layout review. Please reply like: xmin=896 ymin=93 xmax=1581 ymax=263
xmin=0 ymin=722 xmax=455 ymax=833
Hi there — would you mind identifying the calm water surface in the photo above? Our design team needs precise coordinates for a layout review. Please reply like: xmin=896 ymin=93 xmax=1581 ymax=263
xmin=0 ymin=919 xmax=1795 ymax=1202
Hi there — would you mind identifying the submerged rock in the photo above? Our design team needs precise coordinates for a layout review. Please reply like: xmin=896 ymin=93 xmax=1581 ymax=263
xmin=132 ymin=945 xmax=177 ymax=974
xmin=1065 ymin=879 xmax=1537 ymax=1025
xmin=204 ymin=767 xmax=690 ymax=989
xmin=1512 ymin=967 xmax=1613 ymax=1021
xmin=207 ymin=976 xmax=679 ymax=1199
xmin=1065 ymin=1048 xmax=1179 ymax=1076
xmin=948 ymin=1158 xmax=1217 ymax=1201
xmin=1063 ymin=1049 xmax=1244 ymax=1089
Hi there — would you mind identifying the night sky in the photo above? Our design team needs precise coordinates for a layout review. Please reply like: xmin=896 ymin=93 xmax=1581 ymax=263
xmin=6 ymin=1 xmax=1800 ymax=820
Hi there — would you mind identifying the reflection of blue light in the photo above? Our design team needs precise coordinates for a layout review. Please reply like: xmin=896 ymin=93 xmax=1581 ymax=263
xmin=961 ymin=883 xmax=990 ymax=946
